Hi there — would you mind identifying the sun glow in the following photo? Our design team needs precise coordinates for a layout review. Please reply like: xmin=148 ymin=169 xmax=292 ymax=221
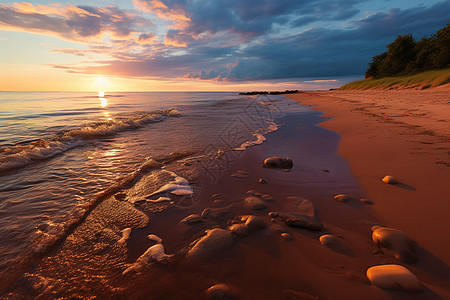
xmin=98 ymin=91 xmax=105 ymax=97
xmin=100 ymin=97 xmax=107 ymax=107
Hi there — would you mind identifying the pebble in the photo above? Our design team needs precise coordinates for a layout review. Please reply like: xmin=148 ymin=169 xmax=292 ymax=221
xmin=206 ymin=284 xmax=236 ymax=299
xmin=263 ymin=156 xmax=293 ymax=169
xmin=366 ymin=264 xmax=422 ymax=292
xmin=180 ymin=214 xmax=203 ymax=225
xmin=372 ymin=226 xmax=417 ymax=263
xmin=334 ymin=194 xmax=352 ymax=203
xmin=281 ymin=233 xmax=292 ymax=241
xmin=187 ymin=228 xmax=235 ymax=261
xmin=382 ymin=175 xmax=398 ymax=184
xmin=259 ymin=178 xmax=267 ymax=184
xmin=228 ymin=223 xmax=251 ymax=237
xmin=118 ymin=228 xmax=132 ymax=244
xmin=244 ymin=215 xmax=266 ymax=230
xmin=360 ymin=198 xmax=374 ymax=205
xmin=261 ymin=194 xmax=274 ymax=202
xmin=202 ymin=204 xmax=234 ymax=220
xmin=319 ymin=234 xmax=353 ymax=255
xmin=244 ymin=196 xmax=267 ymax=210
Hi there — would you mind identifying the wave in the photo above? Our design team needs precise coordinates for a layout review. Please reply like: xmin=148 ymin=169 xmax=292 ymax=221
xmin=0 ymin=151 xmax=195 ymax=294
xmin=234 ymin=120 xmax=279 ymax=151
xmin=0 ymin=109 xmax=181 ymax=173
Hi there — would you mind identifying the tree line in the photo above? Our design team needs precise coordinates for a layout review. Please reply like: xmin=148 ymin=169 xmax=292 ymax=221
xmin=365 ymin=21 xmax=450 ymax=79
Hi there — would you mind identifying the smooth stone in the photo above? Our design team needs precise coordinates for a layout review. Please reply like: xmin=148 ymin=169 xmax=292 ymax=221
xmin=281 ymin=232 xmax=292 ymax=241
xmin=334 ymin=194 xmax=352 ymax=203
xmin=244 ymin=196 xmax=267 ymax=210
xmin=202 ymin=204 xmax=234 ymax=220
xmin=259 ymin=178 xmax=267 ymax=184
xmin=228 ymin=223 xmax=251 ymax=237
xmin=148 ymin=234 xmax=162 ymax=244
xmin=122 ymin=243 xmax=171 ymax=275
xmin=360 ymin=198 xmax=374 ymax=205
xmin=187 ymin=228 xmax=235 ymax=261
xmin=261 ymin=194 xmax=274 ymax=202
xmin=372 ymin=226 xmax=417 ymax=263
xmin=181 ymin=214 xmax=203 ymax=225
xmin=382 ymin=175 xmax=398 ymax=184
xmin=269 ymin=212 xmax=323 ymax=231
xmin=231 ymin=172 xmax=248 ymax=178
xmin=263 ymin=156 xmax=293 ymax=169
xmin=206 ymin=284 xmax=236 ymax=299
xmin=366 ymin=264 xmax=422 ymax=292
xmin=244 ymin=215 xmax=266 ymax=231
xmin=118 ymin=227 xmax=132 ymax=244
xmin=319 ymin=234 xmax=353 ymax=255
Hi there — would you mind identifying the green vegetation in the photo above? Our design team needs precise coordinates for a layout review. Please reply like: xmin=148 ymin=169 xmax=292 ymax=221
xmin=339 ymin=68 xmax=450 ymax=90
xmin=365 ymin=21 xmax=450 ymax=79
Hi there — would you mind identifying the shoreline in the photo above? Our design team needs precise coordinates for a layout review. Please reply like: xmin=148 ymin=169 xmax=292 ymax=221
xmin=286 ymin=89 xmax=450 ymax=265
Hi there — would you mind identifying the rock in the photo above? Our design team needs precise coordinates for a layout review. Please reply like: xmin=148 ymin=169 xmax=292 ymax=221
xmin=123 ymin=243 xmax=172 ymax=275
xmin=228 ymin=223 xmax=251 ymax=237
xmin=206 ymin=284 xmax=236 ymax=299
xmin=319 ymin=234 xmax=353 ymax=255
xmin=187 ymin=228 xmax=235 ymax=261
xmin=334 ymin=194 xmax=352 ymax=203
xmin=261 ymin=194 xmax=274 ymax=202
xmin=360 ymin=198 xmax=373 ymax=205
xmin=118 ymin=227 xmax=132 ymax=244
xmin=269 ymin=224 xmax=286 ymax=234
xmin=202 ymin=204 xmax=234 ymax=220
xmin=148 ymin=234 xmax=162 ymax=244
xmin=372 ymin=226 xmax=417 ymax=263
xmin=244 ymin=196 xmax=267 ymax=210
xmin=382 ymin=175 xmax=398 ymax=184
xmin=244 ymin=215 xmax=266 ymax=231
xmin=281 ymin=233 xmax=292 ymax=241
xmin=268 ymin=197 xmax=323 ymax=230
xmin=263 ymin=156 xmax=293 ymax=169
xmin=231 ymin=172 xmax=247 ymax=178
xmin=181 ymin=214 xmax=203 ymax=225
xmin=366 ymin=264 xmax=422 ymax=292
xmin=259 ymin=178 xmax=267 ymax=184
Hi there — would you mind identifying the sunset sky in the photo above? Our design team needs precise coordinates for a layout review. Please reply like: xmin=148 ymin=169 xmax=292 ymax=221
xmin=0 ymin=0 xmax=448 ymax=91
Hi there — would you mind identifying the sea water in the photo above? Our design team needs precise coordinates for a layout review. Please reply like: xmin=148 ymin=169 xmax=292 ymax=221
xmin=0 ymin=91 xmax=312 ymax=287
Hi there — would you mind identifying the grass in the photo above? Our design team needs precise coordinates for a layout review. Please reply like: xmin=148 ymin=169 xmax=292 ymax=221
xmin=339 ymin=68 xmax=450 ymax=90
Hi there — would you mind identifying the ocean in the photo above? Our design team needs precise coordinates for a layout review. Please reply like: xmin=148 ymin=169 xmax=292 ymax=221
xmin=0 ymin=91 xmax=316 ymax=297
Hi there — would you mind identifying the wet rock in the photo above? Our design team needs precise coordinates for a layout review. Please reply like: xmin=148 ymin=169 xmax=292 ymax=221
xmin=181 ymin=214 xmax=203 ymax=225
xmin=259 ymin=178 xmax=267 ymax=184
xmin=244 ymin=215 xmax=266 ymax=231
xmin=187 ymin=228 xmax=235 ymax=261
xmin=118 ymin=228 xmax=132 ymax=244
xmin=372 ymin=226 xmax=417 ymax=263
xmin=148 ymin=234 xmax=162 ymax=244
xmin=231 ymin=172 xmax=248 ymax=178
xmin=319 ymin=234 xmax=353 ymax=256
xmin=269 ymin=197 xmax=323 ymax=230
xmin=228 ymin=223 xmax=251 ymax=237
xmin=206 ymin=284 xmax=236 ymax=299
xmin=202 ymin=204 xmax=234 ymax=220
xmin=360 ymin=198 xmax=373 ymax=205
xmin=366 ymin=264 xmax=422 ymax=292
xmin=281 ymin=232 xmax=292 ymax=241
xmin=263 ymin=156 xmax=293 ymax=169
xmin=123 ymin=241 xmax=172 ymax=275
xmin=382 ymin=175 xmax=398 ymax=184
xmin=244 ymin=196 xmax=267 ymax=210
xmin=261 ymin=194 xmax=274 ymax=202
xmin=334 ymin=194 xmax=352 ymax=203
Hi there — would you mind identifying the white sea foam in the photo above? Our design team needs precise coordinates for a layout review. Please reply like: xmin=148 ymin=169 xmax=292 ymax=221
xmin=234 ymin=120 xmax=279 ymax=151
xmin=0 ymin=109 xmax=180 ymax=173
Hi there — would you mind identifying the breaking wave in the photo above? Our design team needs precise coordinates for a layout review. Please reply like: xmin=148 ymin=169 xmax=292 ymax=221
xmin=0 ymin=109 xmax=181 ymax=173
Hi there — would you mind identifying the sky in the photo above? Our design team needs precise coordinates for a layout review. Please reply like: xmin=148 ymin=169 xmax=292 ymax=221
xmin=0 ymin=0 xmax=448 ymax=91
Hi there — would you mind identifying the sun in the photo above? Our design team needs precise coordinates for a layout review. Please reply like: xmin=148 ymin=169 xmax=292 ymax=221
xmin=98 ymin=91 xmax=105 ymax=97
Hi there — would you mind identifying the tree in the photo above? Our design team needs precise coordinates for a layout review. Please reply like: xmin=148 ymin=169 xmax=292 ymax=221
xmin=365 ymin=52 xmax=387 ymax=78
xmin=379 ymin=34 xmax=416 ymax=76
xmin=430 ymin=21 xmax=450 ymax=69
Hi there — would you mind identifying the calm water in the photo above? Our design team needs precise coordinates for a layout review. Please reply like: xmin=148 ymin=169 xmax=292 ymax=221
xmin=0 ymin=91 xmax=310 ymax=277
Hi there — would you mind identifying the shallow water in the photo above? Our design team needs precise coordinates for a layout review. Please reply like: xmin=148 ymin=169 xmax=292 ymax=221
xmin=0 ymin=91 xmax=311 ymax=280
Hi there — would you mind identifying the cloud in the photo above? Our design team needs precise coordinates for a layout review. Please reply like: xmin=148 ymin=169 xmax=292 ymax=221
xmin=0 ymin=3 xmax=152 ymax=42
